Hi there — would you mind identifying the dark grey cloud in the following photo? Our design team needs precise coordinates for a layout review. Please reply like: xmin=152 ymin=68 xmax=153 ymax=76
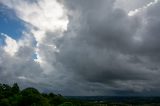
xmin=1 ymin=0 xmax=160 ymax=96
xmin=53 ymin=0 xmax=160 ymax=95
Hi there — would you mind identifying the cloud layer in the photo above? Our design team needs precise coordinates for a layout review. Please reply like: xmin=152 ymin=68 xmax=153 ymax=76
xmin=0 ymin=0 xmax=160 ymax=95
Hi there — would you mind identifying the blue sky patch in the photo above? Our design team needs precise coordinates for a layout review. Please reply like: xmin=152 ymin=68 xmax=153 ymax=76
xmin=0 ymin=4 xmax=26 ymax=40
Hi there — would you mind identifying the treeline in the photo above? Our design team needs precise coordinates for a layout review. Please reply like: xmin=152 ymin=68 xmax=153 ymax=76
xmin=0 ymin=83 xmax=66 ymax=106
xmin=0 ymin=83 xmax=95 ymax=106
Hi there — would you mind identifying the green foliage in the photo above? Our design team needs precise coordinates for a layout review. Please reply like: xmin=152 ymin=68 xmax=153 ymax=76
xmin=21 ymin=87 xmax=40 ymax=96
xmin=0 ymin=83 xmax=69 ymax=106
xmin=8 ymin=94 xmax=22 ymax=106
xmin=11 ymin=83 xmax=20 ymax=94
xmin=0 ymin=83 xmax=96 ymax=106
xmin=58 ymin=102 xmax=73 ymax=106
xmin=20 ymin=88 xmax=49 ymax=106
xmin=0 ymin=98 xmax=10 ymax=106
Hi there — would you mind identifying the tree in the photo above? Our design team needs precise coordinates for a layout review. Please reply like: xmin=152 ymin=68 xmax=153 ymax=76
xmin=2 ymin=84 xmax=13 ymax=97
xmin=21 ymin=87 xmax=40 ymax=96
xmin=8 ymin=94 xmax=22 ymax=106
xmin=20 ymin=87 xmax=50 ymax=106
xmin=0 ymin=83 xmax=71 ymax=106
xmin=49 ymin=94 xmax=65 ymax=105
xmin=0 ymin=99 xmax=10 ymax=106
xmin=12 ymin=83 xmax=20 ymax=94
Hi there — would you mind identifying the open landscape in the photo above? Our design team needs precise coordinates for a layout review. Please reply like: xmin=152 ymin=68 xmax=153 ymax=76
xmin=1 ymin=0 xmax=160 ymax=105
xmin=1 ymin=83 xmax=160 ymax=106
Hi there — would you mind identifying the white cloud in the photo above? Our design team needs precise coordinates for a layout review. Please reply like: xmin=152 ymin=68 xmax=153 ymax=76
xmin=0 ymin=0 xmax=70 ymax=91
xmin=0 ymin=0 xmax=68 ymax=68
xmin=2 ymin=0 xmax=68 ymax=42
xmin=1 ymin=33 xmax=19 ymax=56
xmin=1 ymin=0 xmax=160 ymax=95
xmin=114 ymin=0 xmax=151 ymax=11
xmin=128 ymin=0 xmax=159 ymax=16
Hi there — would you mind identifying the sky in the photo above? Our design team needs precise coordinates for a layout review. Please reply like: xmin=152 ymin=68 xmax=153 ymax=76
xmin=0 ymin=0 xmax=160 ymax=96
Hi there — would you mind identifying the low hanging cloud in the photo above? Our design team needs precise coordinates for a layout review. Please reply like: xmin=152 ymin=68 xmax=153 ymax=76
xmin=0 ymin=0 xmax=160 ymax=96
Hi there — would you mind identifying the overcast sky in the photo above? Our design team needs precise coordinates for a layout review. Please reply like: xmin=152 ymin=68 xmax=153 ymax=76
xmin=0 ymin=0 xmax=160 ymax=96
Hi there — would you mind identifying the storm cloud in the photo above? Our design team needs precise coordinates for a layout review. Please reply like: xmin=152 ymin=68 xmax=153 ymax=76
xmin=0 ymin=0 xmax=160 ymax=96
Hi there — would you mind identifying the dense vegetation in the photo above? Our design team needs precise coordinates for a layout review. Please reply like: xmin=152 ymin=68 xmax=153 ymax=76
xmin=0 ymin=83 xmax=64 ymax=106
xmin=0 ymin=83 xmax=95 ymax=106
